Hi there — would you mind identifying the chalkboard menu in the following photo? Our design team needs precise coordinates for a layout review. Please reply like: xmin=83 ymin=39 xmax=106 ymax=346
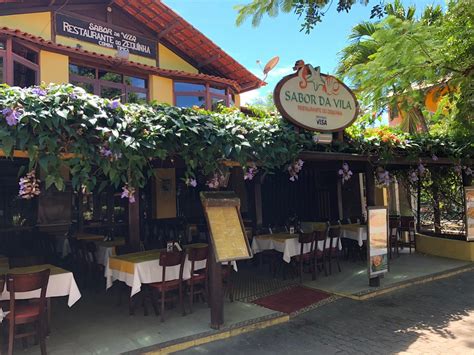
xmin=201 ymin=192 xmax=252 ymax=263
xmin=55 ymin=13 xmax=157 ymax=59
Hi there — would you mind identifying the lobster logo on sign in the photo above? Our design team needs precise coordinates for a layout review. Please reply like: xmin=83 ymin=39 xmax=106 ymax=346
xmin=293 ymin=60 xmax=340 ymax=96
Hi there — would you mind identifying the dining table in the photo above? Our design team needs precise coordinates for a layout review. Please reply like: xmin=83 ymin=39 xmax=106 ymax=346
xmin=0 ymin=264 xmax=82 ymax=307
xmin=339 ymin=224 xmax=367 ymax=246
xmin=105 ymin=243 xmax=211 ymax=297
xmin=251 ymin=233 xmax=342 ymax=263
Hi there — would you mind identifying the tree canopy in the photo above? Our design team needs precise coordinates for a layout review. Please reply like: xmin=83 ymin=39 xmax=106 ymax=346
xmin=0 ymin=84 xmax=471 ymax=201
xmin=337 ymin=0 xmax=473 ymax=140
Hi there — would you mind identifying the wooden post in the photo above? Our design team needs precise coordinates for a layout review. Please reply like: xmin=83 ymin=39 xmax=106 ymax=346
xmin=128 ymin=191 xmax=141 ymax=251
xmin=365 ymin=164 xmax=376 ymax=206
xmin=107 ymin=187 xmax=115 ymax=238
xmin=417 ymin=179 xmax=421 ymax=233
xmin=208 ymin=244 xmax=223 ymax=329
xmin=254 ymin=178 xmax=263 ymax=228
xmin=77 ymin=189 xmax=84 ymax=233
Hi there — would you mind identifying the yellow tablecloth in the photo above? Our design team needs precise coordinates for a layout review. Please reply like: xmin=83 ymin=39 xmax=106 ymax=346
xmin=76 ymin=233 xmax=104 ymax=241
xmin=300 ymin=222 xmax=328 ymax=232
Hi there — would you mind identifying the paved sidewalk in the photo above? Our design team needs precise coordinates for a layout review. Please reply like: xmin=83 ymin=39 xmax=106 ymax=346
xmin=177 ymin=270 xmax=474 ymax=354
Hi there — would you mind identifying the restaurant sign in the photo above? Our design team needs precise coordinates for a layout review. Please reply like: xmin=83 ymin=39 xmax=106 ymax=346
xmin=274 ymin=60 xmax=359 ymax=132
xmin=55 ymin=13 xmax=157 ymax=59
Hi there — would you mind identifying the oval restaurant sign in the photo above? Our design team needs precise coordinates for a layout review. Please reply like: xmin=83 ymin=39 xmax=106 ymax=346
xmin=274 ymin=60 xmax=359 ymax=132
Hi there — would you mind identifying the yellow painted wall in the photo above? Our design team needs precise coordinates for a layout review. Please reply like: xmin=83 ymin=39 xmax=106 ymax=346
xmin=159 ymin=44 xmax=198 ymax=74
xmin=416 ymin=234 xmax=474 ymax=262
xmin=56 ymin=35 xmax=156 ymax=67
xmin=153 ymin=168 xmax=177 ymax=219
xmin=149 ymin=75 xmax=174 ymax=104
xmin=40 ymin=50 xmax=69 ymax=85
xmin=0 ymin=12 xmax=51 ymax=40
xmin=234 ymin=94 xmax=241 ymax=108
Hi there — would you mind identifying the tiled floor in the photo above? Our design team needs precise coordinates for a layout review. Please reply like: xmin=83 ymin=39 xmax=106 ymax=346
xmin=303 ymin=251 xmax=472 ymax=297
xmin=5 ymin=252 xmax=472 ymax=354
xmin=11 ymin=284 xmax=277 ymax=355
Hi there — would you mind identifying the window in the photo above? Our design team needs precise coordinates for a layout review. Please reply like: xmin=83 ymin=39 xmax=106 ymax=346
xmin=0 ymin=38 xmax=39 ymax=87
xmin=69 ymin=64 xmax=148 ymax=103
xmin=174 ymin=82 xmax=232 ymax=110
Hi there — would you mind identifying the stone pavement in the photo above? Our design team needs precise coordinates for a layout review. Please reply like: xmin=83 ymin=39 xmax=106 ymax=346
xmin=177 ymin=270 xmax=474 ymax=354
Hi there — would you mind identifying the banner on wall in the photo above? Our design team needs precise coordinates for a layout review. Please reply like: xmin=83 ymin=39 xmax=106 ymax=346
xmin=465 ymin=186 xmax=474 ymax=241
xmin=367 ymin=206 xmax=389 ymax=278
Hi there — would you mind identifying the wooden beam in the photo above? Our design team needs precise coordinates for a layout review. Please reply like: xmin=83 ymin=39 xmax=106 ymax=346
xmin=157 ymin=20 xmax=180 ymax=40
xmin=128 ymin=191 xmax=141 ymax=251
xmin=197 ymin=54 xmax=221 ymax=69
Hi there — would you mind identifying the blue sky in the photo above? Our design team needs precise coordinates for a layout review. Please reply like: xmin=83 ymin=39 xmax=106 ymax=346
xmin=164 ymin=0 xmax=445 ymax=104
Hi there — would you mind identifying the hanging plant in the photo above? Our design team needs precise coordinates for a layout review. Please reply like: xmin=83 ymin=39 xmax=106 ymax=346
xmin=18 ymin=170 xmax=41 ymax=199
xmin=338 ymin=162 xmax=353 ymax=184
xmin=243 ymin=163 xmax=258 ymax=181
xmin=288 ymin=159 xmax=304 ymax=182
xmin=375 ymin=167 xmax=392 ymax=188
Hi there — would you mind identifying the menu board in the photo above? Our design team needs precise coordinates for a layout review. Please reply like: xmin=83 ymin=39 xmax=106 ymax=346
xmin=466 ymin=187 xmax=474 ymax=241
xmin=201 ymin=192 xmax=252 ymax=263
xmin=367 ymin=207 xmax=388 ymax=277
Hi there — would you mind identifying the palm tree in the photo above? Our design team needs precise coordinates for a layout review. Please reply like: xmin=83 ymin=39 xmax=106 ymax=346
xmin=336 ymin=1 xmax=442 ymax=133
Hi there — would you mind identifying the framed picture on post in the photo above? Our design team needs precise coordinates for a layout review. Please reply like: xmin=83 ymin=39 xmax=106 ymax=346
xmin=367 ymin=206 xmax=389 ymax=278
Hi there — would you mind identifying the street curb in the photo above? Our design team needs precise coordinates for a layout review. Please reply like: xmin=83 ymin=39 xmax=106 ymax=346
xmin=330 ymin=263 xmax=474 ymax=301
xmin=122 ymin=312 xmax=289 ymax=355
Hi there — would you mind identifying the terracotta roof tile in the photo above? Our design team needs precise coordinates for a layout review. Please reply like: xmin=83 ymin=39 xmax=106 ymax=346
xmin=0 ymin=27 xmax=246 ymax=91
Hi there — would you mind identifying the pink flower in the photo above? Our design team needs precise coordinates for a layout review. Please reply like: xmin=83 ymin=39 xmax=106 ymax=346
xmin=454 ymin=165 xmax=462 ymax=174
xmin=338 ymin=163 xmax=353 ymax=184
xmin=418 ymin=163 xmax=426 ymax=176
xmin=432 ymin=154 xmax=438 ymax=161
xmin=121 ymin=185 xmax=136 ymax=203
xmin=185 ymin=178 xmax=197 ymax=187
xmin=244 ymin=165 xmax=258 ymax=181
xmin=2 ymin=108 xmax=22 ymax=126
xmin=409 ymin=170 xmax=419 ymax=183
xmin=19 ymin=171 xmax=41 ymax=199
xmin=465 ymin=166 xmax=473 ymax=176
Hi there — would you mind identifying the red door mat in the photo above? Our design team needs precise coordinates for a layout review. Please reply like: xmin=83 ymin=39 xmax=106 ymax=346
xmin=252 ymin=286 xmax=331 ymax=314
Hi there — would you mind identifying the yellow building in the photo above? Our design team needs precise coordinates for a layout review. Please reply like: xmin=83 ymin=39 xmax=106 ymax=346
xmin=0 ymin=0 xmax=262 ymax=109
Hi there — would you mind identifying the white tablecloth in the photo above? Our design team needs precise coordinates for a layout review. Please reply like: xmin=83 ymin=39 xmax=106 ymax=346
xmin=105 ymin=252 xmax=207 ymax=297
xmin=0 ymin=265 xmax=81 ymax=307
xmin=340 ymin=225 xmax=367 ymax=246
xmin=251 ymin=234 xmax=342 ymax=263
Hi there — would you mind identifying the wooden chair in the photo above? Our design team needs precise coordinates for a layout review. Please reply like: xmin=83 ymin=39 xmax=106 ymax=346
xmin=5 ymin=269 xmax=50 ymax=355
xmin=389 ymin=218 xmax=401 ymax=258
xmin=85 ymin=242 xmax=104 ymax=291
xmin=313 ymin=230 xmax=327 ymax=276
xmin=148 ymin=251 xmax=185 ymax=322
xmin=222 ymin=262 xmax=234 ymax=302
xmin=186 ymin=245 xmax=209 ymax=313
xmin=325 ymin=227 xmax=342 ymax=275
xmin=400 ymin=216 xmax=416 ymax=253
xmin=291 ymin=232 xmax=316 ymax=283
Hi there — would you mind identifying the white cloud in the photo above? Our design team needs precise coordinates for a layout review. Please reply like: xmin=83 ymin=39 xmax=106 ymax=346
xmin=240 ymin=89 xmax=265 ymax=106
xmin=266 ymin=66 xmax=293 ymax=79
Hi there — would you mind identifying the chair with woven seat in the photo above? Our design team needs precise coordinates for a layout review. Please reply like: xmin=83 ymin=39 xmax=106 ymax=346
xmin=325 ymin=227 xmax=342 ymax=275
xmin=148 ymin=251 xmax=185 ymax=322
xmin=291 ymin=232 xmax=316 ymax=283
xmin=313 ymin=230 xmax=327 ymax=276
xmin=186 ymin=245 xmax=209 ymax=313
xmin=5 ymin=268 xmax=50 ymax=355
xmin=400 ymin=216 xmax=416 ymax=253
xmin=389 ymin=218 xmax=401 ymax=258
